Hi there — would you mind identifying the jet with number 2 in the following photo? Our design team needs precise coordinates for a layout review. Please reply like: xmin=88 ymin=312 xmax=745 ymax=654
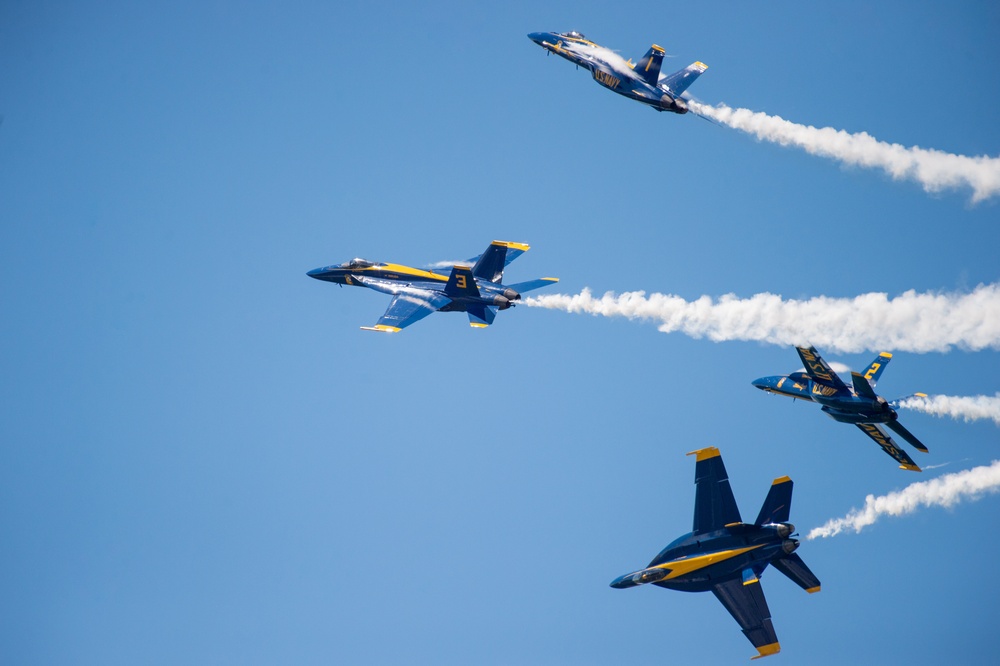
xmin=611 ymin=447 xmax=820 ymax=660
xmin=306 ymin=241 xmax=558 ymax=332
xmin=527 ymin=31 xmax=707 ymax=114
xmin=752 ymin=346 xmax=929 ymax=471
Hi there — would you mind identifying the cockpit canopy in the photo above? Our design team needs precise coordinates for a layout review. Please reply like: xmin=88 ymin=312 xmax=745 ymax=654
xmin=341 ymin=258 xmax=376 ymax=269
xmin=565 ymin=31 xmax=585 ymax=39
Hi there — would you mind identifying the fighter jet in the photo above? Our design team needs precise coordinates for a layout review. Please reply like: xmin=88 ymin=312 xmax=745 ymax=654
xmin=306 ymin=241 xmax=558 ymax=332
xmin=611 ymin=447 xmax=819 ymax=660
xmin=752 ymin=346 xmax=929 ymax=471
xmin=527 ymin=31 xmax=707 ymax=114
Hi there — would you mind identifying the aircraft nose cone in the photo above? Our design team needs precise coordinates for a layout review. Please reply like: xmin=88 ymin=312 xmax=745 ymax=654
xmin=307 ymin=267 xmax=326 ymax=280
xmin=527 ymin=32 xmax=545 ymax=45
xmin=751 ymin=377 xmax=771 ymax=390
xmin=609 ymin=574 xmax=631 ymax=589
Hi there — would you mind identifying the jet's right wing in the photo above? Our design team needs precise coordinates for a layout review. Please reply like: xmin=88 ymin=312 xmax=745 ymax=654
xmin=688 ymin=447 xmax=742 ymax=535
xmin=361 ymin=293 xmax=451 ymax=333
xmin=795 ymin=346 xmax=850 ymax=394
xmin=711 ymin=577 xmax=781 ymax=660
xmin=855 ymin=423 xmax=921 ymax=471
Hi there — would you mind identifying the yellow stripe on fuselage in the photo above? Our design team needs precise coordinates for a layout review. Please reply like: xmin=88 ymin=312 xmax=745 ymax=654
xmin=353 ymin=263 xmax=448 ymax=282
xmin=653 ymin=545 xmax=763 ymax=580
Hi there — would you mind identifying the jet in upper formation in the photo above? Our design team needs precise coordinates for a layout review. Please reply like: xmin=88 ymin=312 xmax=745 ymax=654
xmin=306 ymin=241 xmax=558 ymax=332
xmin=527 ymin=31 xmax=707 ymax=114
xmin=752 ymin=346 xmax=929 ymax=471
xmin=611 ymin=447 xmax=820 ymax=660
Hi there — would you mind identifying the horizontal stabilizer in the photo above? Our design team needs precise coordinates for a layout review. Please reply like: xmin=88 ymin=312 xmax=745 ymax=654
xmin=771 ymin=553 xmax=821 ymax=594
xmin=885 ymin=419 xmax=929 ymax=453
xmin=467 ymin=305 xmax=496 ymax=328
xmin=658 ymin=61 xmax=708 ymax=96
xmin=851 ymin=372 xmax=878 ymax=400
xmin=507 ymin=277 xmax=559 ymax=294
xmin=754 ymin=476 xmax=793 ymax=526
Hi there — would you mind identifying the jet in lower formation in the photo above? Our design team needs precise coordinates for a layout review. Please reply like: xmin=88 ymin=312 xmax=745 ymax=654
xmin=611 ymin=447 xmax=819 ymax=660
xmin=527 ymin=31 xmax=707 ymax=114
xmin=306 ymin=241 xmax=557 ymax=332
xmin=752 ymin=346 xmax=929 ymax=471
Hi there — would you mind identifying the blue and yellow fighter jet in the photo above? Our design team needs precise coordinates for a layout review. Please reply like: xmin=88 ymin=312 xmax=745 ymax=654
xmin=611 ymin=448 xmax=819 ymax=660
xmin=306 ymin=241 xmax=558 ymax=332
xmin=752 ymin=346 xmax=929 ymax=471
xmin=527 ymin=31 xmax=707 ymax=113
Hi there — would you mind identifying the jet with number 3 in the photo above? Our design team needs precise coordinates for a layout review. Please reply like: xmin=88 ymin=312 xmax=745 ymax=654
xmin=611 ymin=447 xmax=820 ymax=660
xmin=752 ymin=346 xmax=929 ymax=471
xmin=306 ymin=241 xmax=558 ymax=332
xmin=527 ymin=31 xmax=707 ymax=114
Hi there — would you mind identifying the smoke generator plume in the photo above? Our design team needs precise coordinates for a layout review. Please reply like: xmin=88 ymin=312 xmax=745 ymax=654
xmin=524 ymin=283 xmax=1000 ymax=353
xmin=807 ymin=460 xmax=1000 ymax=538
xmin=898 ymin=393 xmax=1000 ymax=426
xmin=687 ymin=101 xmax=1000 ymax=203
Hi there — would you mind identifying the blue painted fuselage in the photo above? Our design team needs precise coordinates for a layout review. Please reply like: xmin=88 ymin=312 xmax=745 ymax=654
xmin=527 ymin=31 xmax=705 ymax=114
xmin=751 ymin=374 xmax=896 ymax=425
xmin=611 ymin=522 xmax=799 ymax=593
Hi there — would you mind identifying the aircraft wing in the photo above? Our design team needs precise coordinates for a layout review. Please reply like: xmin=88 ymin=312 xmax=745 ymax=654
xmin=855 ymin=423 xmax=921 ymax=471
xmin=711 ymin=577 xmax=781 ymax=660
xmin=688 ymin=447 xmax=742 ymax=535
xmin=795 ymin=346 xmax=850 ymax=394
xmin=361 ymin=293 xmax=451 ymax=333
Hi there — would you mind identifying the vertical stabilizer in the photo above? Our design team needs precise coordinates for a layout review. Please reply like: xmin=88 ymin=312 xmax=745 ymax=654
xmin=861 ymin=352 xmax=892 ymax=387
xmin=754 ymin=477 xmax=793 ymax=526
xmin=633 ymin=45 xmax=665 ymax=86
xmin=471 ymin=240 xmax=530 ymax=283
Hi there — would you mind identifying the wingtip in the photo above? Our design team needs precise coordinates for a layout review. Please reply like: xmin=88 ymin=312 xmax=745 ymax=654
xmin=686 ymin=446 xmax=721 ymax=461
xmin=806 ymin=586 xmax=821 ymax=594
xmin=899 ymin=463 xmax=922 ymax=472
xmin=492 ymin=240 xmax=530 ymax=252
xmin=360 ymin=325 xmax=401 ymax=333
xmin=751 ymin=642 xmax=780 ymax=660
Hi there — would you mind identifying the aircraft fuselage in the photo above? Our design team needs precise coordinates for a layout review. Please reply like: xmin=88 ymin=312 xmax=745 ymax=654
xmin=306 ymin=260 xmax=519 ymax=311
xmin=527 ymin=31 xmax=689 ymax=114
xmin=752 ymin=374 xmax=897 ymax=424
xmin=611 ymin=522 xmax=798 ymax=593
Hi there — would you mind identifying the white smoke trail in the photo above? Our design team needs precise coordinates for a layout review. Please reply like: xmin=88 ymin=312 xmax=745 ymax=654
xmin=524 ymin=283 xmax=1000 ymax=353
xmin=687 ymin=101 xmax=1000 ymax=203
xmin=898 ymin=393 xmax=1000 ymax=426
xmin=807 ymin=460 xmax=1000 ymax=538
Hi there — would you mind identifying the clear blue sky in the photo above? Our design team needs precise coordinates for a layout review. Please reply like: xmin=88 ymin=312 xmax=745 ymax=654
xmin=2 ymin=2 xmax=998 ymax=664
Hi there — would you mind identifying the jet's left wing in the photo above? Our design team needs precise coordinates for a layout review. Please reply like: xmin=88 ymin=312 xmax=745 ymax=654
xmin=855 ymin=423 xmax=922 ymax=471
xmin=711 ymin=577 xmax=781 ymax=660
xmin=361 ymin=293 xmax=451 ymax=333
xmin=795 ymin=346 xmax=850 ymax=394
xmin=687 ymin=447 xmax=742 ymax=535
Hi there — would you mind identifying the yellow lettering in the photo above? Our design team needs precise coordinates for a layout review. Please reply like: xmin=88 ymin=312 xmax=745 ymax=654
xmin=865 ymin=363 xmax=880 ymax=380
xmin=456 ymin=274 xmax=467 ymax=289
